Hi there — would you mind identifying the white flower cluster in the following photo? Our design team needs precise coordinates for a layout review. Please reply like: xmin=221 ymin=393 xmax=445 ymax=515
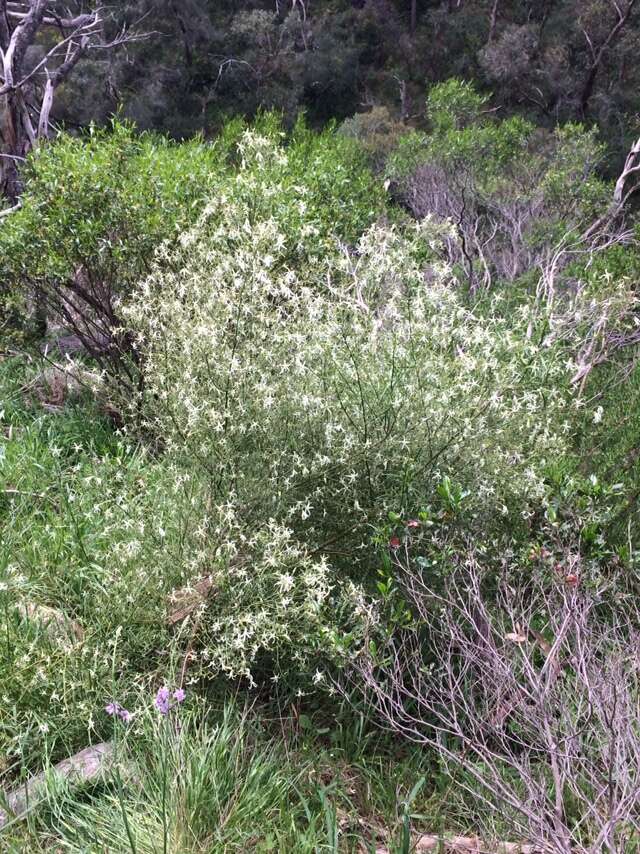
xmin=125 ymin=133 xmax=568 ymax=522
xmin=196 ymin=520 xmax=340 ymax=684
xmin=119 ymin=131 xmax=575 ymax=682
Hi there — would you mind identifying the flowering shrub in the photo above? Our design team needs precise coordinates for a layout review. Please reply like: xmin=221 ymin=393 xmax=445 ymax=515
xmin=122 ymin=131 xmax=573 ymax=582
xmin=116 ymin=130 xmax=640 ymax=689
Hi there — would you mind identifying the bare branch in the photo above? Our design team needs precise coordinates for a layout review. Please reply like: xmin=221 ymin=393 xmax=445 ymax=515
xmin=351 ymin=548 xmax=640 ymax=852
xmin=0 ymin=199 xmax=20 ymax=216
xmin=614 ymin=136 xmax=640 ymax=205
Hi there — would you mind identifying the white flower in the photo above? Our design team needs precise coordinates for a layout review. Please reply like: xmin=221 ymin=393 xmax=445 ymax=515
xmin=275 ymin=573 xmax=295 ymax=594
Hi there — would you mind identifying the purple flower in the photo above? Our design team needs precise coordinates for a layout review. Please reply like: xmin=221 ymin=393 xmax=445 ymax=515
xmin=105 ymin=702 xmax=131 ymax=723
xmin=155 ymin=686 xmax=171 ymax=716
xmin=154 ymin=686 xmax=186 ymax=715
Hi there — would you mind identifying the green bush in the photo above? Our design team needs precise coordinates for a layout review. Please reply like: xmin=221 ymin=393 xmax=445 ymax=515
xmin=0 ymin=116 xmax=383 ymax=379
xmin=339 ymin=105 xmax=410 ymax=171
xmin=387 ymin=79 xmax=611 ymax=291
xmin=0 ymin=121 xmax=228 ymax=348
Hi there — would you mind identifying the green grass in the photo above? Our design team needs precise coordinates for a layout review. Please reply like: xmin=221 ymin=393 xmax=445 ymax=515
xmin=1 ymin=694 xmax=442 ymax=852
xmin=0 ymin=355 xmax=205 ymax=770
xmin=9 ymin=702 xmax=327 ymax=852
xmin=580 ymin=358 xmax=640 ymax=545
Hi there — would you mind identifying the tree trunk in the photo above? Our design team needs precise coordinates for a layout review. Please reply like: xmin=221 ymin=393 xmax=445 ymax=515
xmin=1 ymin=90 xmax=41 ymax=330
xmin=488 ymin=0 xmax=500 ymax=42
xmin=579 ymin=0 xmax=636 ymax=117
xmin=0 ymin=94 xmax=24 ymax=201
xmin=579 ymin=65 xmax=599 ymax=117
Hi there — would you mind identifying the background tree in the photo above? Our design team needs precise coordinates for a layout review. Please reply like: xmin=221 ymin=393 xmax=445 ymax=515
xmin=0 ymin=0 xmax=137 ymax=201
xmin=10 ymin=0 xmax=635 ymax=171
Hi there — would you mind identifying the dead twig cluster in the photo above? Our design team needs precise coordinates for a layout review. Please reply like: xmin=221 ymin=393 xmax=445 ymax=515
xmin=354 ymin=548 xmax=640 ymax=852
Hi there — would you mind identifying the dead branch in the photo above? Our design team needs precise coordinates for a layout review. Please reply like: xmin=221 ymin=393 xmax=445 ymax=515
xmin=613 ymin=136 xmax=640 ymax=207
xmin=351 ymin=547 xmax=640 ymax=852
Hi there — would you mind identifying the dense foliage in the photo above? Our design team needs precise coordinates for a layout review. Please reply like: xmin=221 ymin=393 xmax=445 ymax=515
xmin=45 ymin=1 xmax=640 ymax=164
xmin=2 ymin=68 xmax=640 ymax=850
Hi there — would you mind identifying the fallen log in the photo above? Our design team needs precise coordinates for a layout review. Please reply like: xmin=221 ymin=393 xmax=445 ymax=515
xmin=377 ymin=834 xmax=537 ymax=853
xmin=0 ymin=742 xmax=115 ymax=829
